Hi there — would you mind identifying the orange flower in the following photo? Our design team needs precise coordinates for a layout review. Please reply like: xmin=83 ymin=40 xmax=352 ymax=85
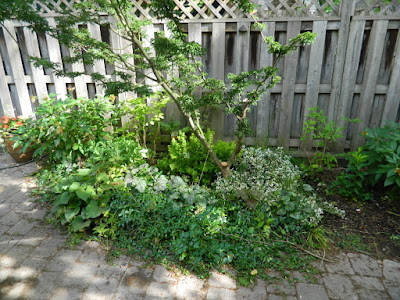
xmin=361 ymin=131 xmax=367 ymax=136
xmin=3 ymin=125 xmax=8 ymax=129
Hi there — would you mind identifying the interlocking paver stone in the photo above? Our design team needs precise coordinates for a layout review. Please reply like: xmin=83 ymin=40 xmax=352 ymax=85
xmin=266 ymin=278 xmax=296 ymax=296
xmin=296 ymin=283 xmax=329 ymax=300
xmin=236 ymin=279 xmax=267 ymax=300
xmin=383 ymin=279 xmax=400 ymax=300
xmin=357 ymin=289 xmax=391 ymax=300
xmin=323 ymin=273 xmax=358 ymax=300
xmin=348 ymin=253 xmax=383 ymax=277
xmin=145 ymin=282 xmax=176 ymax=299
xmin=351 ymin=275 xmax=385 ymax=291
xmin=153 ymin=265 xmax=178 ymax=283
xmin=383 ymin=259 xmax=400 ymax=282
xmin=0 ymin=210 xmax=22 ymax=226
xmin=7 ymin=218 xmax=36 ymax=236
xmin=176 ymin=274 xmax=206 ymax=300
xmin=268 ymin=295 xmax=297 ymax=300
xmin=325 ymin=253 xmax=355 ymax=275
xmin=206 ymin=287 xmax=236 ymax=300
xmin=209 ymin=271 xmax=236 ymax=289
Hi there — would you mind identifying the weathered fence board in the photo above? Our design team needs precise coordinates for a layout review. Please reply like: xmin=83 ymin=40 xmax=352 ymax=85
xmin=3 ymin=21 xmax=33 ymax=116
xmin=278 ymin=21 xmax=301 ymax=148
xmin=0 ymin=0 xmax=399 ymax=152
xmin=382 ymin=28 xmax=400 ymax=124
xmin=255 ymin=22 xmax=275 ymax=145
xmin=351 ymin=20 xmax=389 ymax=150
xmin=335 ymin=19 xmax=366 ymax=152
xmin=301 ymin=20 xmax=327 ymax=151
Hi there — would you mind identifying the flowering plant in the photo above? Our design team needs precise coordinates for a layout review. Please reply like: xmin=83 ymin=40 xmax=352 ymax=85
xmin=0 ymin=116 xmax=26 ymax=137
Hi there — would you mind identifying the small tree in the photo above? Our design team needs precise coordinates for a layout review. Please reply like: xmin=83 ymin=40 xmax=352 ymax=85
xmin=4 ymin=0 xmax=316 ymax=178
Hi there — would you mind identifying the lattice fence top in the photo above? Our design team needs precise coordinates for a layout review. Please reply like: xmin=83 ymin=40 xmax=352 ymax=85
xmin=354 ymin=0 xmax=400 ymax=17
xmin=31 ymin=0 xmax=400 ymax=19
xmin=32 ymin=0 xmax=341 ymax=19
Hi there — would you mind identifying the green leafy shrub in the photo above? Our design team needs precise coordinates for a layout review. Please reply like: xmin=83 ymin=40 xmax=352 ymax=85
xmin=13 ymin=95 xmax=124 ymax=164
xmin=331 ymin=148 xmax=372 ymax=202
xmin=300 ymin=107 xmax=358 ymax=175
xmin=158 ymin=130 xmax=236 ymax=184
xmin=38 ymin=137 xmax=147 ymax=232
xmin=333 ymin=122 xmax=400 ymax=200
xmin=215 ymin=147 xmax=344 ymax=233
xmin=51 ymin=168 xmax=126 ymax=232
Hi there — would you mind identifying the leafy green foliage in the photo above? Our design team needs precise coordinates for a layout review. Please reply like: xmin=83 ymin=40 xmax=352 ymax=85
xmin=13 ymin=95 xmax=124 ymax=164
xmin=51 ymin=167 xmax=126 ymax=232
xmin=334 ymin=122 xmax=400 ymax=201
xmin=215 ymin=147 xmax=344 ymax=233
xmin=300 ymin=107 xmax=358 ymax=175
xmin=117 ymin=95 xmax=170 ymax=148
xmin=158 ymin=130 xmax=236 ymax=184
xmin=111 ymin=189 xmax=318 ymax=276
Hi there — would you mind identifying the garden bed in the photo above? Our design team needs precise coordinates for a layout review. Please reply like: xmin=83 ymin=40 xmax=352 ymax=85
xmin=309 ymin=168 xmax=400 ymax=261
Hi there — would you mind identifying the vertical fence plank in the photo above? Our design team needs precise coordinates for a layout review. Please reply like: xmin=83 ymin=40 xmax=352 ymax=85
xmin=70 ymin=26 xmax=89 ymax=99
xmin=87 ymin=23 xmax=106 ymax=96
xmin=2 ymin=21 xmax=32 ymax=116
xmin=351 ymin=20 xmax=389 ymax=150
xmin=22 ymin=27 xmax=48 ymax=100
xmin=334 ymin=20 xmax=365 ymax=152
xmin=330 ymin=0 xmax=356 ymax=123
xmin=301 ymin=20 xmax=327 ymax=151
xmin=256 ymin=22 xmax=275 ymax=145
xmin=46 ymin=18 xmax=68 ymax=99
xmin=0 ymin=51 xmax=14 ymax=116
xmin=210 ymin=22 xmax=226 ymax=140
xmin=381 ymin=29 xmax=400 ymax=124
xmin=278 ymin=21 xmax=301 ymax=149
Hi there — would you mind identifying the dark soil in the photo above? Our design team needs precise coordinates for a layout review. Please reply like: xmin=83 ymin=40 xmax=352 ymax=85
xmin=310 ymin=168 xmax=400 ymax=261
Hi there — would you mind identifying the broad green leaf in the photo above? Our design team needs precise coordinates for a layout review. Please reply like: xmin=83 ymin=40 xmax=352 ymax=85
xmin=97 ymin=172 xmax=109 ymax=182
xmin=54 ymin=192 xmax=70 ymax=206
xmin=76 ymin=186 xmax=91 ymax=201
xmin=78 ymin=168 xmax=91 ymax=176
xmin=248 ymin=227 xmax=255 ymax=234
xmin=70 ymin=216 xmax=91 ymax=232
xmin=69 ymin=182 xmax=80 ymax=192
xmin=51 ymin=185 xmax=61 ymax=194
xmin=82 ymin=199 xmax=102 ymax=219
xmin=73 ymin=143 xmax=79 ymax=150
xmin=384 ymin=176 xmax=395 ymax=187
xmin=387 ymin=169 xmax=396 ymax=178
xmin=396 ymin=177 xmax=400 ymax=187
xmin=64 ymin=207 xmax=80 ymax=221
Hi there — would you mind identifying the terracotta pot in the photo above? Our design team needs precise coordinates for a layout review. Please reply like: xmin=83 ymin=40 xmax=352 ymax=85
xmin=4 ymin=137 xmax=35 ymax=163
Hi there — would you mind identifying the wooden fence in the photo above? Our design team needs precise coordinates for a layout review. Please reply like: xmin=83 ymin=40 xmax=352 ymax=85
xmin=0 ymin=0 xmax=399 ymax=152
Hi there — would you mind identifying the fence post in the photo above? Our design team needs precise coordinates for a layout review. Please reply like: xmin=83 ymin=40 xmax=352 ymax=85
xmin=329 ymin=0 xmax=356 ymax=153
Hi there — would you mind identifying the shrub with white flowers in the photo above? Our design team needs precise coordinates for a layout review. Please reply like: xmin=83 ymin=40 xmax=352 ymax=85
xmin=215 ymin=147 xmax=344 ymax=231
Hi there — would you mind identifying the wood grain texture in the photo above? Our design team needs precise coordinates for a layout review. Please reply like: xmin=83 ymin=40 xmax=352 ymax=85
xmin=2 ymin=21 xmax=32 ymax=116
xmin=351 ymin=20 xmax=389 ymax=150
xmin=278 ymin=21 xmax=301 ymax=149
